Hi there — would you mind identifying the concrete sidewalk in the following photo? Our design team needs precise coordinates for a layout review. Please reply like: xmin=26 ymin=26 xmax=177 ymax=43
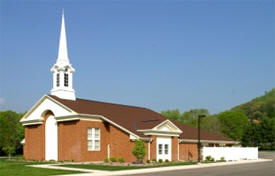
xmin=28 ymin=159 xmax=272 ymax=176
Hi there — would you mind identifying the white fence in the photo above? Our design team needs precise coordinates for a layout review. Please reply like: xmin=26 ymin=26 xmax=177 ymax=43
xmin=202 ymin=147 xmax=258 ymax=161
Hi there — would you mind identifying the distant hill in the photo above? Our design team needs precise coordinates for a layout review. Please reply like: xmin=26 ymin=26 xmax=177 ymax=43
xmin=232 ymin=88 xmax=275 ymax=120
xmin=161 ymin=88 xmax=275 ymax=150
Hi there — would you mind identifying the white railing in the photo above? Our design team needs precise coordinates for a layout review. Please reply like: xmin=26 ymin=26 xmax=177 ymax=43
xmin=202 ymin=147 xmax=258 ymax=161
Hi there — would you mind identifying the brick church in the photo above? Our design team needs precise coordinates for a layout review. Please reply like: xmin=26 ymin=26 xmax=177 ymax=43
xmin=20 ymin=12 xmax=237 ymax=162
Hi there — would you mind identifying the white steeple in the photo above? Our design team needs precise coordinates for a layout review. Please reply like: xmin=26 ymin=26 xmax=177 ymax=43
xmin=57 ymin=9 xmax=69 ymax=64
xmin=50 ymin=10 xmax=76 ymax=100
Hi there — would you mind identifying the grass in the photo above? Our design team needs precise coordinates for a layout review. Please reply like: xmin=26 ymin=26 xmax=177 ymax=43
xmin=59 ymin=161 xmax=197 ymax=171
xmin=0 ymin=159 xmax=84 ymax=176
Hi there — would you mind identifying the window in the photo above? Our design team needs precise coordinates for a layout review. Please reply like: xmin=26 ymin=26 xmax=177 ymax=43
xmin=87 ymin=128 xmax=100 ymax=151
xmin=158 ymin=144 xmax=162 ymax=154
xmin=56 ymin=73 xmax=60 ymax=87
xmin=64 ymin=73 xmax=68 ymax=87
xmin=164 ymin=144 xmax=168 ymax=154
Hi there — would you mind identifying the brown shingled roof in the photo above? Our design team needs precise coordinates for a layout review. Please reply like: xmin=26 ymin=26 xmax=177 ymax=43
xmin=49 ymin=95 xmax=235 ymax=142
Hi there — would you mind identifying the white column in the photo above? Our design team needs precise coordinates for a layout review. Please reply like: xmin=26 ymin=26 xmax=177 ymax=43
xmin=53 ymin=72 xmax=56 ymax=89
xmin=60 ymin=71 xmax=64 ymax=88
xmin=69 ymin=72 xmax=73 ymax=89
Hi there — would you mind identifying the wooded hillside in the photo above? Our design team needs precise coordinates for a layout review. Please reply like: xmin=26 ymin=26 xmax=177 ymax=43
xmin=161 ymin=88 xmax=275 ymax=150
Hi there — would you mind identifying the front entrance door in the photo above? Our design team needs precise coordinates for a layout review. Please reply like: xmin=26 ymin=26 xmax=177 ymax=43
xmin=45 ymin=115 xmax=58 ymax=161
xmin=156 ymin=136 xmax=171 ymax=161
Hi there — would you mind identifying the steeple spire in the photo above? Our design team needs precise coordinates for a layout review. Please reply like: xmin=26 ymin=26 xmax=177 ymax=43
xmin=51 ymin=10 xmax=76 ymax=101
xmin=57 ymin=9 xmax=70 ymax=64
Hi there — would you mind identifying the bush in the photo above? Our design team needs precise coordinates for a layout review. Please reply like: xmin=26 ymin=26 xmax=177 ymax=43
xmin=110 ymin=157 xmax=117 ymax=162
xmin=220 ymin=157 xmax=225 ymax=162
xmin=165 ymin=159 xmax=169 ymax=163
xmin=132 ymin=140 xmax=146 ymax=163
xmin=152 ymin=158 xmax=156 ymax=162
xmin=205 ymin=155 xmax=214 ymax=162
xmin=146 ymin=159 xmax=150 ymax=163
xmin=118 ymin=157 xmax=125 ymax=163
xmin=103 ymin=158 xmax=109 ymax=163
xmin=158 ymin=159 xmax=163 ymax=163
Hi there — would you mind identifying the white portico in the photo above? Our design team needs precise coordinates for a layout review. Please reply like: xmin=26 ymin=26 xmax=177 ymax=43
xmin=138 ymin=120 xmax=182 ymax=161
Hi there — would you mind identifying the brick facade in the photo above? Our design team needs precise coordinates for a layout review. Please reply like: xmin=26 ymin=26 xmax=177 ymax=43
xmin=57 ymin=120 xmax=148 ymax=162
xmin=24 ymin=116 xmax=221 ymax=162
xmin=23 ymin=111 xmax=53 ymax=160
xmin=179 ymin=143 xmax=198 ymax=161
xmin=171 ymin=137 xmax=179 ymax=161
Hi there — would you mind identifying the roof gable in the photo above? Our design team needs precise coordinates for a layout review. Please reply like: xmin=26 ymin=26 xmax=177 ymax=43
xmin=20 ymin=95 xmax=76 ymax=125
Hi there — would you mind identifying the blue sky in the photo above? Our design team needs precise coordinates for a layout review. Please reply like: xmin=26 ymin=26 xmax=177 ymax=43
xmin=0 ymin=0 xmax=274 ymax=114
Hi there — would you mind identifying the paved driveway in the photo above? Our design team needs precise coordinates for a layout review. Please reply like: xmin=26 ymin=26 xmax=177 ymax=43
xmin=131 ymin=160 xmax=275 ymax=176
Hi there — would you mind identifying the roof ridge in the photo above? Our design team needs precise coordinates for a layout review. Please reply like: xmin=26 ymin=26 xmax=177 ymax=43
xmin=75 ymin=97 xmax=149 ymax=110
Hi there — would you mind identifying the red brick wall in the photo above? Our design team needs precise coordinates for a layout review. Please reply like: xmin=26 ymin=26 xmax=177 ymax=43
xmin=58 ymin=120 xmax=82 ymax=161
xmin=171 ymin=137 xmax=179 ymax=161
xmin=57 ymin=120 xmax=147 ymax=162
xmin=24 ymin=125 xmax=44 ymax=160
xmin=150 ymin=136 xmax=157 ymax=160
xmin=23 ymin=111 xmax=53 ymax=160
xmin=179 ymin=143 xmax=198 ymax=161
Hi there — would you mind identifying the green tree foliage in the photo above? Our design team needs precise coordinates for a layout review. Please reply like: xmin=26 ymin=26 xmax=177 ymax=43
xmin=233 ymin=88 xmax=275 ymax=119
xmin=242 ymin=117 xmax=275 ymax=150
xmin=161 ymin=89 xmax=275 ymax=150
xmin=218 ymin=111 xmax=248 ymax=141
xmin=200 ymin=115 xmax=222 ymax=135
xmin=160 ymin=109 xmax=182 ymax=122
xmin=182 ymin=109 xmax=210 ymax=127
xmin=161 ymin=109 xmax=209 ymax=126
xmin=0 ymin=111 xmax=24 ymax=158
xmin=132 ymin=140 xmax=146 ymax=163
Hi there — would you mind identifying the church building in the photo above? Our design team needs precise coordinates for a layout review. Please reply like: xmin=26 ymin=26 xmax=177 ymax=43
xmin=20 ymin=12 xmax=237 ymax=162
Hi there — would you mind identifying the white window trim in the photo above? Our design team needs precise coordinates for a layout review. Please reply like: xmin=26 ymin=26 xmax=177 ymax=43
xmin=87 ymin=128 xmax=100 ymax=151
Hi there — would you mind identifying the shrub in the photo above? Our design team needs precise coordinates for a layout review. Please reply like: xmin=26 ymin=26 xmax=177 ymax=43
xmin=110 ymin=157 xmax=117 ymax=162
xmin=146 ymin=159 xmax=150 ymax=163
xmin=220 ymin=157 xmax=225 ymax=162
xmin=205 ymin=155 xmax=214 ymax=162
xmin=118 ymin=157 xmax=125 ymax=163
xmin=132 ymin=140 xmax=146 ymax=163
xmin=152 ymin=158 xmax=156 ymax=162
xmin=165 ymin=159 xmax=169 ymax=163
xmin=158 ymin=159 xmax=163 ymax=163
xmin=103 ymin=158 xmax=109 ymax=163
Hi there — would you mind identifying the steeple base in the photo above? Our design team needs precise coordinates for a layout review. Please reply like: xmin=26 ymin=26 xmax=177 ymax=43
xmin=51 ymin=89 xmax=76 ymax=101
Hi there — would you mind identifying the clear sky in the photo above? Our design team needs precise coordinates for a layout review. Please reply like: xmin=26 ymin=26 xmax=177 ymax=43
xmin=0 ymin=0 xmax=274 ymax=114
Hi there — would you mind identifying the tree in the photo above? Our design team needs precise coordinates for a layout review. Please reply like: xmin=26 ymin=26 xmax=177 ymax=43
xmin=258 ymin=117 xmax=275 ymax=150
xmin=161 ymin=109 xmax=182 ymax=122
xmin=132 ymin=139 xmax=146 ymax=163
xmin=242 ymin=122 xmax=261 ymax=147
xmin=200 ymin=115 xmax=222 ymax=134
xmin=218 ymin=111 xmax=248 ymax=141
xmin=0 ymin=111 xmax=24 ymax=158
xmin=182 ymin=109 xmax=210 ymax=127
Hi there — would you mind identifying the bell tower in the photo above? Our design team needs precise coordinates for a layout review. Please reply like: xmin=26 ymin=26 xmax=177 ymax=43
xmin=51 ymin=11 xmax=76 ymax=100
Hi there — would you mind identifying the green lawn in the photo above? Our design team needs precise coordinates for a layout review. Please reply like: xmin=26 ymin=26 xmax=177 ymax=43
xmin=60 ymin=161 xmax=197 ymax=171
xmin=0 ymin=159 xmax=84 ymax=176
